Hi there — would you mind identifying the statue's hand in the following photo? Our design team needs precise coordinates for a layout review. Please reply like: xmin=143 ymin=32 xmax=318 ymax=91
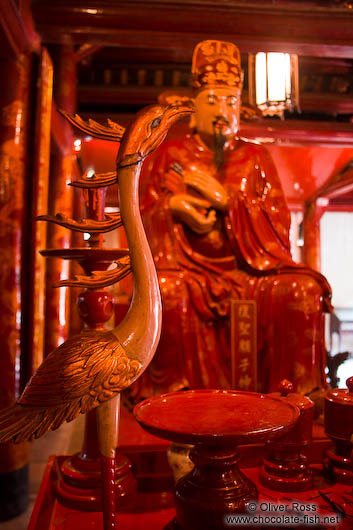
xmin=182 ymin=168 xmax=228 ymax=211
xmin=169 ymin=194 xmax=216 ymax=235
xmin=163 ymin=169 xmax=185 ymax=194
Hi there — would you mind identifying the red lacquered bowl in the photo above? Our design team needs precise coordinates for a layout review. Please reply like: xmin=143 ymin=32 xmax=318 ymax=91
xmin=134 ymin=389 xmax=299 ymax=447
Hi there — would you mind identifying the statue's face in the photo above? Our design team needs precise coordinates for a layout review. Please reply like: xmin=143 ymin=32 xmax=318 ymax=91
xmin=194 ymin=87 xmax=241 ymax=142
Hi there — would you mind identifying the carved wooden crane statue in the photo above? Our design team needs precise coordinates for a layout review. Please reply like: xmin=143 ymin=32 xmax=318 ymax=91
xmin=0 ymin=103 xmax=193 ymax=529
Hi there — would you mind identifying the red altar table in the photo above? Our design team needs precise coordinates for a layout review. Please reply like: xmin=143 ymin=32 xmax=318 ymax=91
xmin=28 ymin=459 xmax=353 ymax=530
xmin=27 ymin=407 xmax=353 ymax=530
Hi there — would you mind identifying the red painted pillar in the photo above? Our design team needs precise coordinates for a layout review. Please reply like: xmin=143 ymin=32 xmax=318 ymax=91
xmin=0 ymin=55 xmax=31 ymax=520
xmin=26 ymin=48 xmax=53 ymax=376
xmin=303 ymin=199 xmax=326 ymax=272
xmin=44 ymin=43 xmax=77 ymax=356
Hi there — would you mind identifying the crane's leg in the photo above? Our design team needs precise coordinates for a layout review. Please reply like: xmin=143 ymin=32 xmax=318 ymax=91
xmin=96 ymin=394 xmax=120 ymax=530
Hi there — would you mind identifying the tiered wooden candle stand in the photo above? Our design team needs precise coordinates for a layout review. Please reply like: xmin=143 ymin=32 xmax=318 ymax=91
xmin=39 ymin=174 xmax=136 ymax=511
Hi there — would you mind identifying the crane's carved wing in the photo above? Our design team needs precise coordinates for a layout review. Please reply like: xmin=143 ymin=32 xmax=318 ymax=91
xmin=0 ymin=330 xmax=141 ymax=443
xmin=60 ymin=110 xmax=125 ymax=142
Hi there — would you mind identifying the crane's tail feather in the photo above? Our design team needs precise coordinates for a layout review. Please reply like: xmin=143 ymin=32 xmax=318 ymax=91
xmin=0 ymin=400 xmax=85 ymax=444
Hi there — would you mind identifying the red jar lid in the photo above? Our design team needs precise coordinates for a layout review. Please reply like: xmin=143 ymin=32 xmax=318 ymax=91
xmin=269 ymin=380 xmax=314 ymax=411
xmin=325 ymin=376 xmax=353 ymax=406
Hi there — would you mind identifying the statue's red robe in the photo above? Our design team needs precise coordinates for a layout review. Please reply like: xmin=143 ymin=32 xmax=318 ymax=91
xmin=129 ymin=134 xmax=332 ymax=401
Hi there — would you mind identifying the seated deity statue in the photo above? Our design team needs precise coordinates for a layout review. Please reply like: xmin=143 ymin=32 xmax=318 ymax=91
xmin=127 ymin=40 xmax=332 ymax=404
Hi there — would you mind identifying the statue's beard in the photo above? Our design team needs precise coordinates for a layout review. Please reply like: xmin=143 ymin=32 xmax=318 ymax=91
xmin=213 ymin=118 xmax=228 ymax=170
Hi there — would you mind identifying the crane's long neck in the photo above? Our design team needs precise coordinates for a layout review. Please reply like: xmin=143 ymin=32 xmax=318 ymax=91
xmin=113 ymin=161 xmax=161 ymax=367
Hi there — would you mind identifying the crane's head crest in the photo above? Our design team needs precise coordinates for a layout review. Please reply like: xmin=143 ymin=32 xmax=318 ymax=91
xmin=117 ymin=103 xmax=194 ymax=168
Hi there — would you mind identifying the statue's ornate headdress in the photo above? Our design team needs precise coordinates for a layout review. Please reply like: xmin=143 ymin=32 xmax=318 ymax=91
xmin=191 ymin=40 xmax=244 ymax=90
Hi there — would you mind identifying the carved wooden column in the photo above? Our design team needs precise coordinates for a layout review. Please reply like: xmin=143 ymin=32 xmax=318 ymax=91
xmin=0 ymin=55 xmax=31 ymax=520
xmin=303 ymin=199 xmax=326 ymax=271
xmin=44 ymin=42 xmax=76 ymax=356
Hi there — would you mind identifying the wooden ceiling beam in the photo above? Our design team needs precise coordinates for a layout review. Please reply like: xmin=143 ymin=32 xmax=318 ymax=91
xmin=300 ymin=56 xmax=353 ymax=75
xmin=34 ymin=27 xmax=353 ymax=60
xmin=244 ymin=120 xmax=353 ymax=147
xmin=309 ymin=165 xmax=353 ymax=202
xmin=300 ymin=93 xmax=353 ymax=115
xmin=32 ymin=1 xmax=353 ymax=59
xmin=76 ymin=48 xmax=353 ymax=71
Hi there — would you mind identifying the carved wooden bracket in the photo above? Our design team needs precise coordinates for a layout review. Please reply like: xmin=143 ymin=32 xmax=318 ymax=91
xmin=37 ymin=212 xmax=122 ymax=233
xmin=53 ymin=256 xmax=132 ymax=289
xmin=59 ymin=110 xmax=125 ymax=142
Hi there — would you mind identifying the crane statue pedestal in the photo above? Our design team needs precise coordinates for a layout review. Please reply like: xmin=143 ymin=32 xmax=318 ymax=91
xmin=134 ymin=389 xmax=299 ymax=530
